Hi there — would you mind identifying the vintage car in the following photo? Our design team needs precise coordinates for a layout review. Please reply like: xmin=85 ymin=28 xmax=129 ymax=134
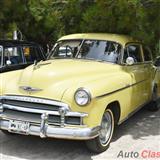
xmin=0 ymin=40 xmax=46 ymax=73
xmin=0 ymin=34 xmax=160 ymax=153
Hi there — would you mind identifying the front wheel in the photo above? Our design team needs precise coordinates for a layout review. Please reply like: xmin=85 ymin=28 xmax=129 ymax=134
xmin=85 ymin=108 xmax=114 ymax=153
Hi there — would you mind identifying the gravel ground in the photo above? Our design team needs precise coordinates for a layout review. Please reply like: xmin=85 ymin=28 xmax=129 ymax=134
xmin=0 ymin=107 xmax=160 ymax=160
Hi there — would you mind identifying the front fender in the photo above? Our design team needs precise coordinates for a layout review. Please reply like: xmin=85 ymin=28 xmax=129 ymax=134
xmin=62 ymin=72 xmax=131 ymax=104
xmin=61 ymin=72 xmax=132 ymax=127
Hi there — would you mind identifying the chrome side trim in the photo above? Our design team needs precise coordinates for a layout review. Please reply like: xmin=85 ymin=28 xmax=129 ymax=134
xmin=96 ymin=79 xmax=148 ymax=98
xmin=2 ymin=104 xmax=88 ymax=117
xmin=0 ymin=95 xmax=69 ymax=110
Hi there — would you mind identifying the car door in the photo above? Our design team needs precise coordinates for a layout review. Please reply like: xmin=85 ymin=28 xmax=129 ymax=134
xmin=142 ymin=45 xmax=154 ymax=102
xmin=123 ymin=43 xmax=146 ymax=112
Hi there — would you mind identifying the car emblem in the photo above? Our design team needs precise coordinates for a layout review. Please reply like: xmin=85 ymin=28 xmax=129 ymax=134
xmin=19 ymin=86 xmax=42 ymax=93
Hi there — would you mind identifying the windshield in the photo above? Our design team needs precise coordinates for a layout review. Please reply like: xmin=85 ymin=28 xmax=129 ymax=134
xmin=49 ymin=39 xmax=122 ymax=63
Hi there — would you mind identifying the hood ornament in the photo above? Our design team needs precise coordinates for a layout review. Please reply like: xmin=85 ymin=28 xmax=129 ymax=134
xmin=19 ymin=86 xmax=43 ymax=93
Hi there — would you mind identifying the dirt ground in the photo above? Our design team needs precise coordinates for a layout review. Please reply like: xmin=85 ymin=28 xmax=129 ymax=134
xmin=0 ymin=108 xmax=160 ymax=160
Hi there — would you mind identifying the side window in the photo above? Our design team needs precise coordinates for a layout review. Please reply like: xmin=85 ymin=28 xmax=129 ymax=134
xmin=123 ymin=44 xmax=142 ymax=63
xmin=23 ymin=46 xmax=42 ymax=63
xmin=143 ymin=46 xmax=152 ymax=61
xmin=4 ymin=47 xmax=23 ymax=65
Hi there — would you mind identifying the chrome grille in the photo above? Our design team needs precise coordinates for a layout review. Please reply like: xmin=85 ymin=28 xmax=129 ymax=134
xmin=2 ymin=108 xmax=81 ymax=126
xmin=2 ymin=109 xmax=41 ymax=123
xmin=3 ymin=99 xmax=59 ymax=111
xmin=0 ymin=96 xmax=86 ymax=126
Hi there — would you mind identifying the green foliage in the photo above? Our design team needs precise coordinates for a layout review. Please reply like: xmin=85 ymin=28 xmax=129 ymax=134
xmin=0 ymin=0 xmax=159 ymax=56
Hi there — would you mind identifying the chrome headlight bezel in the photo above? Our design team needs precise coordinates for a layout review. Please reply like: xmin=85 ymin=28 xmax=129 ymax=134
xmin=74 ymin=88 xmax=91 ymax=106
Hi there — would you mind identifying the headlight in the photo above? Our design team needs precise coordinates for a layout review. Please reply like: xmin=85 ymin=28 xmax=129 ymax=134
xmin=74 ymin=88 xmax=91 ymax=106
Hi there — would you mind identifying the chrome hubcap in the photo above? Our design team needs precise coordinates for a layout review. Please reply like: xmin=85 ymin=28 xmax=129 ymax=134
xmin=99 ymin=111 xmax=112 ymax=145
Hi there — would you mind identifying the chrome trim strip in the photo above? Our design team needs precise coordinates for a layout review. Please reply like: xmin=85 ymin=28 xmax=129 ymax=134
xmin=0 ymin=118 xmax=100 ymax=140
xmin=2 ymin=104 xmax=88 ymax=117
xmin=0 ymin=95 xmax=69 ymax=109
xmin=96 ymin=79 xmax=147 ymax=98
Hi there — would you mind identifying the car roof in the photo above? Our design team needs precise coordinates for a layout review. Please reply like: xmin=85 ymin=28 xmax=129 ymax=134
xmin=58 ymin=33 xmax=140 ymax=46
xmin=0 ymin=40 xmax=39 ymax=47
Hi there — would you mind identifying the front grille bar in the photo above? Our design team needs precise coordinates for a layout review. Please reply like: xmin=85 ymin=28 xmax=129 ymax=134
xmin=2 ymin=104 xmax=87 ymax=117
xmin=1 ymin=95 xmax=69 ymax=109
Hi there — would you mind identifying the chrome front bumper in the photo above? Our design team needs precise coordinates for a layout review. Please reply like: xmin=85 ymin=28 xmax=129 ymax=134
xmin=0 ymin=95 xmax=100 ymax=140
xmin=0 ymin=118 xmax=100 ymax=140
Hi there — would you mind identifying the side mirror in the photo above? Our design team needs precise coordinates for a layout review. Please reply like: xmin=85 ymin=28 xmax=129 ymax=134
xmin=6 ymin=60 xmax=12 ymax=65
xmin=126 ymin=57 xmax=134 ymax=65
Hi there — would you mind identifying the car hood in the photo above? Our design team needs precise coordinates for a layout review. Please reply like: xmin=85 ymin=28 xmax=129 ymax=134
xmin=4 ymin=59 xmax=121 ymax=100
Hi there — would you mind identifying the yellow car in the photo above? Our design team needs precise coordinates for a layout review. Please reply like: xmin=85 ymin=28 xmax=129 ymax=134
xmin=0 ymin=33 xmax=160 ymax=153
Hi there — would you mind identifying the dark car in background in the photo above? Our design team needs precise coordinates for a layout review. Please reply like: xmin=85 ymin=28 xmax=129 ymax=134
xmin=0 ymin=40 xmax=46 ymax=73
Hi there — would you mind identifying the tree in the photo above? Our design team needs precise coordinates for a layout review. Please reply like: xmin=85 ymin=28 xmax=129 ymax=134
xmin=81 ymin=0 xmax=160 ymax=57
xmin=0 ymin=0 xmax=159 ymax=56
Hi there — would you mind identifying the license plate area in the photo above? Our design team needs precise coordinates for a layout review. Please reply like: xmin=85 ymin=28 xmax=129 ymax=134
xmin=9 ymin=120 xmax=30 ymax=135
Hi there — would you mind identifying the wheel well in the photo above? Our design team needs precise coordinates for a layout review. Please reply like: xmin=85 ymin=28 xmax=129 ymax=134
xmin=107 ymin=101 xmax=121 ymax=125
